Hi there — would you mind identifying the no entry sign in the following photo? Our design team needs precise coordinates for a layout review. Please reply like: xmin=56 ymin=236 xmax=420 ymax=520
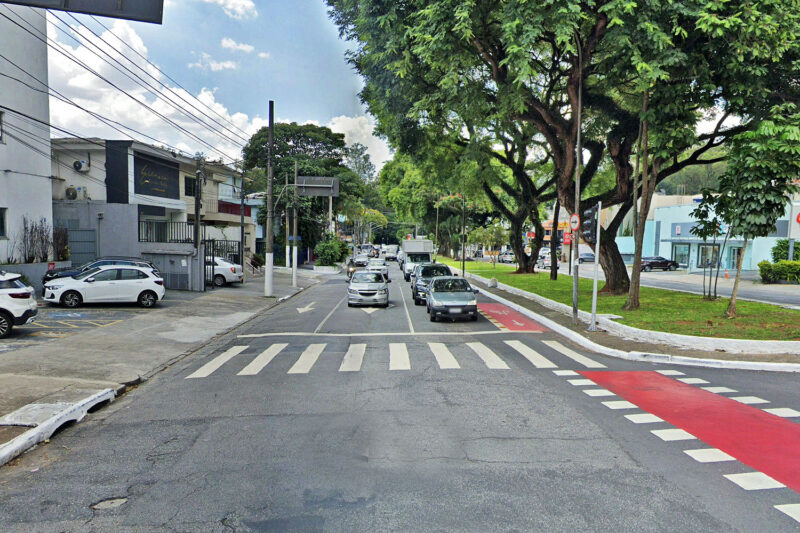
xmin=569 ymin=213 xmax=580 ymax=232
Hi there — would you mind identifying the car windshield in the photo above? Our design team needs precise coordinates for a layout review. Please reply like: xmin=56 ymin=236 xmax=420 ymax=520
xmin=406 ymin=253 xmax=429 ymax=262
xmin=420 ymin=265 xmax=450 ymax=277
xmin=74 ymin=267 xmax=102 ymax=280
xmin=351 ymin=272 xmax=384 ymax=283
xmin=432 ymin=278 xmax=471 ymax=292
xmin=368 ymin=260 xmax=385 ymax=266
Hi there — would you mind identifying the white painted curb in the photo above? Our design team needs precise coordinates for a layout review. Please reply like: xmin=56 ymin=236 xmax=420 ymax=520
xmin=0 ymin=388 xmax=115 ymax=466
xmin=469 ymin=276 xmax=800 ymax=373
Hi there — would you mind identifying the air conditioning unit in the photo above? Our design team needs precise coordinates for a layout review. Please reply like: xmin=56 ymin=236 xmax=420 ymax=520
xmin=73 ymin=160 xmax=90 ymax=172
xmin=65 ymin=186 xmax=78 ymax=200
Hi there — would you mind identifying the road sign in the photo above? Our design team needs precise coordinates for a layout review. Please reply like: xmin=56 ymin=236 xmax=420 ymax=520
xmin=563 ymin=233 xmax=572 ymax=245
xmin=2 ymin=0 xmax=164 ymax=24
xmin=569 ymin=213 xmax=580 ymax=232
xmin=790 ymin=203 xmax=800 ymax=239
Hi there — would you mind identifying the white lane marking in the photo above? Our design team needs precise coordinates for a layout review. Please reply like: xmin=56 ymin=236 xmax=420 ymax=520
xmin=655 ymin=369 xmax=685 ymax=376
xmin=466 ymin=342 xmax=510 ymax=370
xmin=677 ymin=377 xmax=709 ymax=384
xmin=428 ymin=343 xmax=460 ymax=369
xmin=389 ymin=343 xmax=411 ymax=371
xmin=542 ymin=340 xmax=605 ymax=368
xmin=601 ymin=400 xmax=636 ymax=409
xmin=504 ymin=340 xmax=557 ymax=368
xmin=568 ymin=379 xmax=595 ymax=386
xmin=775 ymin=504 xmax=800 ymax=524
xmin=684 ymin=448 xmax=735 ymax=463
xmin=239 ymin=330 xmax=532 ymax=338
xmin=651 ymin=428 xmax=696 ymax=441
xmin=763 ymin=407 xmax=800 ymax=418
xmin=314 ymin=295 xmax=346 ymax=333
xmin=397 ymin=280 xmax=415 ymax=334
xmin=732 ymin=396 xmax=770 ymax=405
xmin=297 ymin=303 xmax=315 ymax=314
xmin=186 ymin=346 xmax=248 ymax=379
xmin=701 ymin=386 xmax=737 ymax=394
xmin=361 ymin=308 xmax=379 ymax=314
xmin=339 ymin=344 xmax=366 ymax=372
xmin=237 ymin=343 xmax=288 ymax=376
xmin=553 ymin=370 xmax=579 ymax=376
xmin=583 ymin=389 xmax=615 ymax=397
xmin=624 ymin=413 xmax=663 ymax=423
xmin=724 ymin=472 xmax=785 ymax=491
xmin=287 ymin=344 xmax=326 ymax=374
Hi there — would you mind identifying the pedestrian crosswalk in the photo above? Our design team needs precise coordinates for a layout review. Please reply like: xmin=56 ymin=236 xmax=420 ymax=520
xmin=184 ymin=337 xmax=605 ymax=379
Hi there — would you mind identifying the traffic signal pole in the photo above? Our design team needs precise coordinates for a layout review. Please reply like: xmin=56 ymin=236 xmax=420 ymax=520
xmin=589 ymin=201 xmax=601 ymax=331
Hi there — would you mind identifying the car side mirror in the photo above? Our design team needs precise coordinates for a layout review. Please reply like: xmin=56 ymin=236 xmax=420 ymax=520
xmin=85 ymin=277 xmax=95 ymax=283
xmin=473 ymin=288 xmax=479 ymax=294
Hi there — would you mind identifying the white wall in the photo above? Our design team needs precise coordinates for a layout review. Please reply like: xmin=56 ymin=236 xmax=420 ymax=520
xmin=0 ymin=6 xmax=53 ymax=263
xmin=51 ymin=145 xmax=108 ymax=202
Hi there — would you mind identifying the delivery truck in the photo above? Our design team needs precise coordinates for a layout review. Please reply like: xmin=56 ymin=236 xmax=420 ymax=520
xmin=401 ymin=239 xmax=434 ymax=281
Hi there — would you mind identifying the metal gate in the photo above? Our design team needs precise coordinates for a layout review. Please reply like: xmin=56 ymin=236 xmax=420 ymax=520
xmin=66 ymin=229 xmax=97 ymax=266
xmin=142 ymin=253 xmax=191 ymax=290
xmin=204 ymin=239 xmax=242 ymax=286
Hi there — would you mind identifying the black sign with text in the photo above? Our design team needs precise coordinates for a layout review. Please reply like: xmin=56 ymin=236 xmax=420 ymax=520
xmin=133 ymin=152 xmax=179 ymax=199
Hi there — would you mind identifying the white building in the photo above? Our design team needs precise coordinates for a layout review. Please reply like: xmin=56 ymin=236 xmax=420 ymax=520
xmin=0 ymin=6 xmax=53 ymax=263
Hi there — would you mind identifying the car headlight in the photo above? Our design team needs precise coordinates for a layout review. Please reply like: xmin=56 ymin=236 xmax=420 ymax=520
xmin=467 ymin=299 xmax=477 ymax=306
xmin=379 ymin=288 xmax=388 ymax=294
xmin=46 ymin=285 xmax=63 ymax=290
xmin=348 ymin=288 xmax=359 ymax=295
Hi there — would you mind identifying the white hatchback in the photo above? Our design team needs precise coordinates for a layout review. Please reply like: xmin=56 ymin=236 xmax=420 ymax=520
xmin=0 ymin=271 xmax=37 ymax=338
xmin=43 ymin=265 xmax=166 ymax=308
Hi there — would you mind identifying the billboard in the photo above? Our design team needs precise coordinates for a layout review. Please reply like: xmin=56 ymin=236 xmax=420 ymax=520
xmin=133 ymin=152 xmax=179 ymax=199
xmin=2 ymin=0 xmax=164 ymax=24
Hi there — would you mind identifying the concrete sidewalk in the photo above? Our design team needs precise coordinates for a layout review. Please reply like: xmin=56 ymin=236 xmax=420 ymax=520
xmin=0 ymin=269 xmax=318 ymax=465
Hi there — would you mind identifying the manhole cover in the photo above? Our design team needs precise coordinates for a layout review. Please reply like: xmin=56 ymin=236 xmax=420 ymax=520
xmin=91 ymin=497 xmax=128 ymax=510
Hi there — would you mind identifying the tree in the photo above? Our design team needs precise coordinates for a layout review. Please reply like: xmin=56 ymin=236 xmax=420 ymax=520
xmin=469 ymin=224 xmax=508 ymax=268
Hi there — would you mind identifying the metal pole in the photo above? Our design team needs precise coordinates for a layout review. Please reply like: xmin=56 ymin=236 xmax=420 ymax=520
xmin=285 ymin=172 xmax=290 ymax=267
xmin=589 ymin=201 xmax=601 ymax=331
xmin=292 ymin=161 xmax=298 ymax=288
xmin=264 ymin=100 xmax=275 ymax=297
xmin=328 ymin=194 xmax=333 ymax=234
xmin=572 ymin=32 xmax=583 ymax=325
xmin=193 ymin=157 xmax=202 ymax=249
xmin=239 ymin=170 xmax=245 ymax=283
xmin=789 ymin=239 xmax=795 ymax=262
xmin=461 ymin=193 xmax=466 ymax=276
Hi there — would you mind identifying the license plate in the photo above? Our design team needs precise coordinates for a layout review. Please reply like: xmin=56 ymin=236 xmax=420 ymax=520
xmin=449 ymin=308 xmax=462 ymax=314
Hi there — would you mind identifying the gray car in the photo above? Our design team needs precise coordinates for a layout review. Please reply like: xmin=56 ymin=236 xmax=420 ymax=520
xmin=426 ymin=276 xmax=479 ymax=322
xmin=412 ymin=263 xmax=452 ymax=305
xmin=347 ymin=271 xmax=390 ymax=307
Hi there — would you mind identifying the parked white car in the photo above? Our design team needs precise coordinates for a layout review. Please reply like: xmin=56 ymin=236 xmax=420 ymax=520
xmin=0 ymin=271 xmax=37 ymax=338
xmin=208 ymin=257 xmax=244 ymax=287
xmin=43 ymin=265 xmax=165 ymax=308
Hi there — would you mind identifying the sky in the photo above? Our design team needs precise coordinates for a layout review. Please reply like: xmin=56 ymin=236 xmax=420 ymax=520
xmin=44 ymin=0 xmax=392 ymax=169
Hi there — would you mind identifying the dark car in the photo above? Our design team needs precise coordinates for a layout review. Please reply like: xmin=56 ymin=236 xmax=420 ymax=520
xmin=427 ymin=276 xmax=480 ymax=322
xmin=578 ymin=252 xmax=595 ymax=264
xmin=411 ymin=263 xmax=452 ymax=305
xmin=640 ymin=256 xmax=679 ymax=272
xmin=42 ymin=256 xmax=160 ymax=289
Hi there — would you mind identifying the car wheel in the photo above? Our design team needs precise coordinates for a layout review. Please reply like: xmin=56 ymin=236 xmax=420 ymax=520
xmin=578 ymin=259 xmax=583 ymax=264
xmin=643 ymin=265 xmax=652 ymax=272
xmin=470 ymin=314 xmax=478 ymax=321
xmin=138 ymin=291 xmax=158 ymax=308
xmin=429 ymin=312 xmax=437 ymax=322
xmin=0 ymin=312 xmax=12 ymax=339
xmin=61 ymin=291 xmax=82 ymax=308
xmin=213 ymin=274 xmax=226 ymax=287
xmin=382 ymin=301 xmax=389 ymax=308
xmin=669 ymin=264 xmax=677 ymax=271
xmin=404 ymin=274 xmax=410 ymax=282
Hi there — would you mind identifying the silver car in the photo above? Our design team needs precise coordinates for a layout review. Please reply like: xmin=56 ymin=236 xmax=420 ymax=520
xmin=427 ymin=276 xmax=479 ymax=322
xmin=366 ymin=258 xmax=389 ymax=279
xmin=347 ymin=271 xmax=390 ymax=307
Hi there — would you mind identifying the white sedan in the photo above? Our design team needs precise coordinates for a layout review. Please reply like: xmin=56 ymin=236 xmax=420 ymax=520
xmin=366 ymin=258 xmax=389 ymax=279
xmin=208 ymin=257 xmax=244 ymax=287
xmin=43 ymin=265 xmax=166 ymax=308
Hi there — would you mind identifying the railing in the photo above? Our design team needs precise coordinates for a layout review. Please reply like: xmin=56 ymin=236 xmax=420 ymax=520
xmin=138 ymin=221 xmax=205 ymax=243
xmin=218 ymin=200 xmax=251 ymax=217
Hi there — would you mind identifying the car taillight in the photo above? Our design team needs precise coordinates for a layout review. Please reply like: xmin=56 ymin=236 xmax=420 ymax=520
xmin=9 ymin=292 xmax=31 ymax=299
xmin=230 ymin=267 xmax=235 ymax=273
xmin=154 ymin=280 xmax=163 ymax=286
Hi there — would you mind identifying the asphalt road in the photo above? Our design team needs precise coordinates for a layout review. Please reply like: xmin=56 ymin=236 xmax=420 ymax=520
xmin=0 ymin=262 xmax=799 ymax=532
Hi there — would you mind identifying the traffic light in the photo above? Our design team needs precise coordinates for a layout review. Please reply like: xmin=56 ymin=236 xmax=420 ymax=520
xmin=580 ymin=204 xmax=599 ymax=244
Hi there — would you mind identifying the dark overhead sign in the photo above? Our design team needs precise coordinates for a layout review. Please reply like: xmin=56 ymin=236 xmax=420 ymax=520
xmin=1 ymin=0 xmax=164 ymax=24
xmin=296 ymin=176 xmax=340 ymax=198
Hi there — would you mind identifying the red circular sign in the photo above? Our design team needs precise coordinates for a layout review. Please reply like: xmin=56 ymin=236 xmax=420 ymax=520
xmin=569 ymin=213 xmax=580 ymax=231
xmin=796 ymin=212 xmax=800 ymax=224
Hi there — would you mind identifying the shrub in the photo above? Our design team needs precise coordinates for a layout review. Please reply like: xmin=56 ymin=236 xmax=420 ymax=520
xmin=758 ymin=261 xmax=777 ymax=283
xmin=759 ymin=260 xmax=800 ymax=283
xmin=771 ymin=239 xmax=800 ymax=262
xmin=314 ymin=238 xmax=342 ymax=266
xmin=250 ymin=253 xmax=265 ymax=267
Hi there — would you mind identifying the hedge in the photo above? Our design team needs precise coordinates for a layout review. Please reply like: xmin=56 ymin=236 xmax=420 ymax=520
xmin=758 ymin=260 xmax=800 ymax=283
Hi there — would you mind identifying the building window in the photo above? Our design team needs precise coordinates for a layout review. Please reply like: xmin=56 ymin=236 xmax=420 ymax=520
xmin=672 ymin=243 xmax=690 ymax=266
xmin=697 ymin=243 xmax=719 ymax=268
xmin=0 ymin=207 xmax=6 ymax=238
xmin=184 ymin=176 xmax=196 ymax=197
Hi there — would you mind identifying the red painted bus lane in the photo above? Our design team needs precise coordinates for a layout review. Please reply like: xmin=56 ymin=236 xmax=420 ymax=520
xmin=477 ymin=303 xmax=547 ymax=332
xmin=580 ymin=371 xmax=800 ymax=494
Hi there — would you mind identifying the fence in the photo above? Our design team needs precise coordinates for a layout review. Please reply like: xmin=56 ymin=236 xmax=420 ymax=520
xmin=204 ymin=239 xmax=242 ymax=285
xmin=138 ymin=221 xmax=205 ymax=243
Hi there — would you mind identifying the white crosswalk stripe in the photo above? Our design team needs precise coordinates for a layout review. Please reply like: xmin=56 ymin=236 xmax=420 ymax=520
xmin=389 ymin=342 xmax=411 ymax=370
xmin=542 ymin=340 xmax=605 ymax=368
xmin=428 ymin=342 xmax=460 ymax=369
xmin=339 ymin=344 xmax=366 ymax=372
xmin=288 ymin=344 xmax=326 ymax=374
xmin=186 ymin=346 xmax=248 ymax=379
xmin=466 ymin=342 xmax=510 ymax=370
xmin=503 ymin=340 xmax=557 ymax=368
xmin=237 ymin=343 xmax=287 ymax=376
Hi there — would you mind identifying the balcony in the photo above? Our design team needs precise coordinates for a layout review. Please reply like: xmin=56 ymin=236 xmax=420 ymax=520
xmin=138 ymin=221 xmax=205 ymax=243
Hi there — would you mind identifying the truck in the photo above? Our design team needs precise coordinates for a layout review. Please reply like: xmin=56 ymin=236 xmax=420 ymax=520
xmin=384 ymin=244 xmax=399 ymax=261
xmin=400 ymin=239 xmax=434 ymax=281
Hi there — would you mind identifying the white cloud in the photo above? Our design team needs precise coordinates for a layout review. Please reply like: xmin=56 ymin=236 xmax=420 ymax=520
xmin=188 ymin=52 xmax=238 ymax=72
xmin=197 ymin=0 xmax=257 ymax=19
xmin=258 ymin=52 xmax=270 ymax=59
xmin=327 ymin=114 xmax=393 ymax=170
xmin=221 ymin=37 xmax=254 ymax=53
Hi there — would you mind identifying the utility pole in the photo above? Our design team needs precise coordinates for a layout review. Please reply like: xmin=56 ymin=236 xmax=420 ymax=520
xmin=461 ymin=192 xmax=466 ymax=277
xmin=292 ymin=161 xmax=298 ymax=288
xmin=264 ymin=100 xmax=275 ymax=297
xmin=193 ymin=156 xmax=203 ymax=249
xmin=239 ymin=169 xmax=245 ymax=283
xmin=572 ymin=32 xmax=583 ymax=326
xmin=285 ymin=172 xmax=290 ymax=268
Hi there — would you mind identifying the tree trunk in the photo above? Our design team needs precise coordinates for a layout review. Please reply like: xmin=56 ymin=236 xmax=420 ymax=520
xmin=624 ymin=91 xmax=649 ymax=311
xmin=510 ymin=218 xmax=529 ymax=273
xmin=726 ymin=237 xmax=747 ymax=318
xmin=550 ymin=200 xmax=560 ymax=280
xmin=598 ymin=229 xmax=630 ymax=293
xmin=713 ymin=230 xmax=730 ymax=299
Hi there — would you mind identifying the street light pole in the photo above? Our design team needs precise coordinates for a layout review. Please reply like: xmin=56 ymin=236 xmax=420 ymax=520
xmin=572 ymin=33 xmax=583 ymax=326
xmin=264 ymin=100 xmax=275 ymax=297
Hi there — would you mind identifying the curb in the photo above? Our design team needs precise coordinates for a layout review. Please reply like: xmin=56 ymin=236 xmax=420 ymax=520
xmin=473 ymin=281 xmax=800 ymax=373
xmin=0 ymin=388 xmax=115 ymax=466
